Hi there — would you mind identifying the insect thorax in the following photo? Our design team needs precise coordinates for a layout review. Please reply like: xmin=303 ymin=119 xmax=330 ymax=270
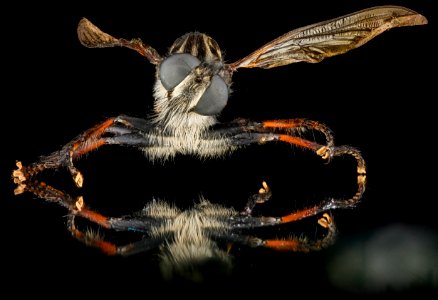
xmin=168 ymin=32 xmax=232 ymax=87
xmin=169 ymin=32 xmax=223 ymax=64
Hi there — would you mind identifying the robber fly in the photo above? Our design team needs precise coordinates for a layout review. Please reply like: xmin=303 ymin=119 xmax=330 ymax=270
xmin=13 ymin=6 xmax=426 ymax=191
xmin=12 ymin=5 xmax=426 ymax=281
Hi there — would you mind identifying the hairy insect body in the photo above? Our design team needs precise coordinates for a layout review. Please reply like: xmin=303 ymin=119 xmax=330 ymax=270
xmin=142 ymin=124 xmax=234 ymax=161
xmin=147 ymin=200 xmax=235 ymax=242
xmin=142 ymin=200 xmax=236 ymax=280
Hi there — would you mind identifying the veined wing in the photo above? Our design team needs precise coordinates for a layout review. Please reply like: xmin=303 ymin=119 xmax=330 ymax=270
xmin=229 ymin=6 xmax=427 ymax=70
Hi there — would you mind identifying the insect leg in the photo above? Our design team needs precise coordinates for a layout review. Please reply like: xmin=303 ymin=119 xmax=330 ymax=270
xmin=13 ymin=116 xmax=154 ymax=188
xmin=224 ymin=118 xmax=334 ymax=160
xmin=232 ymin=146 xmax=365 ymax=229
xmin=67 ymin=215 xmax=162 ymax=256
xmin=225 ymin=120 xmax=366 ymax=209
xmin=328 ymin=145 xmax=366 ymax=208
xmin=273 ymin=144 xmax=366 ymax=212
xmin=262 ymin=118 xmax=335 ymax=154
xmin=261 ymin=213 xmax=336 ymax=251
xmin=17 ymin=179 xmax=162 ymax=255
xmin=227 ymin=213 xmax=336 ymax=252
xmin=16 ymin=179 xmax=112 ymax=227
xmin=13 ymin=118 xmax=117 ymax=187
xmin=233 ymin=150 xmax=363 ymax=230
xmin=240 ymin=181 xmax=271 ymax=216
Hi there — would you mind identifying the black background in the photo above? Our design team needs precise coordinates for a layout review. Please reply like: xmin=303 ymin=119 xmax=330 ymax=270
xmin=2 ymin=0 xmax=436 ymax=297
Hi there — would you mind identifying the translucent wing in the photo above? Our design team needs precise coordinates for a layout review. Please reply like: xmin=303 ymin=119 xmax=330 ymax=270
xmin=229 ymin=6 xmax=427 ymax=70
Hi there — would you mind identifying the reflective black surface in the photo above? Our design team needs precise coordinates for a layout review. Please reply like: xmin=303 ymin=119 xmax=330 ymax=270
xmin=2 ymin=1 xmax=436 ymax=296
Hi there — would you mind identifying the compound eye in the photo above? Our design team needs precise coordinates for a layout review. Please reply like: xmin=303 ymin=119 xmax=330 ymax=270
xmin=159 ymin=53 xmax=201 ymax=90
xmin=193 ymin=75 xmax=228 ymax=116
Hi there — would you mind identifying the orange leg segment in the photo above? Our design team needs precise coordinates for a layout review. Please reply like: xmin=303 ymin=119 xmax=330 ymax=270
xmin=263 ymin=213 xmax=336 ymax=252
xmin=264 ymin=240 xmax=302 ymax=251
xmin=280 ymin=206 xmax=320 ymax=224
xmin=69 ymin=223 xmax=118 ymax=255
xmin=71 ymin=118 xmax=116 ymax=158
xmin=277 ymin=134 xmax=321 ymax=152
xmin=263 ymin=119 xmax=334 ymax=147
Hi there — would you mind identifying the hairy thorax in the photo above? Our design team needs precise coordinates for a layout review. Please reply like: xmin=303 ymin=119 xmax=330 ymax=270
xmin=148 ymin=200 xmax=235 ymax=276
xmin=143 ymin=80 xmax=234 ymax=160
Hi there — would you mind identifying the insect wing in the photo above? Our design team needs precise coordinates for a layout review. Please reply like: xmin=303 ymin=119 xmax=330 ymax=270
xmin=229 ymin=6 xmax=427 ymax=70
xmin=77 ymin=18 xmax=162 ymax=64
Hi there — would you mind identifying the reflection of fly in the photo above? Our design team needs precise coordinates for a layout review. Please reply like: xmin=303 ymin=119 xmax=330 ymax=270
xmin=23 ymin=178 xmax=336 ymax=282
xmin=12 ymin=6 xmax=426 ymax=281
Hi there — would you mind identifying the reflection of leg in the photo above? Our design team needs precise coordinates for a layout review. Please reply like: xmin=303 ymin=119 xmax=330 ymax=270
xmin=233 ymin=203 xmax=334 ymax=228
xmin=16 ymin=179 xmax=163 ymax=256
xmin=263 ymin=213 xmax=336 ymax=251
xmin=241 ymin=181 xmax=272 ymax=216
xmin=67 ymin=215 xmax=161 ymax=256
xmin=227 ymin=213 xmax=336 ymax=252
xmin=15 ymin=179 xmax=112 ymax=227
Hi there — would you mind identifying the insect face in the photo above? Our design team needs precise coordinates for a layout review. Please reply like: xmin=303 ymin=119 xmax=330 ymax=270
xmin=153 ymin=33 xmax=231 ymax=134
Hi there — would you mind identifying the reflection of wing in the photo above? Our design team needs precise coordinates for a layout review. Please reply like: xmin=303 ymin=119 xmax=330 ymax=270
xmin=229 ymin=6 xmax=427 ymax=70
